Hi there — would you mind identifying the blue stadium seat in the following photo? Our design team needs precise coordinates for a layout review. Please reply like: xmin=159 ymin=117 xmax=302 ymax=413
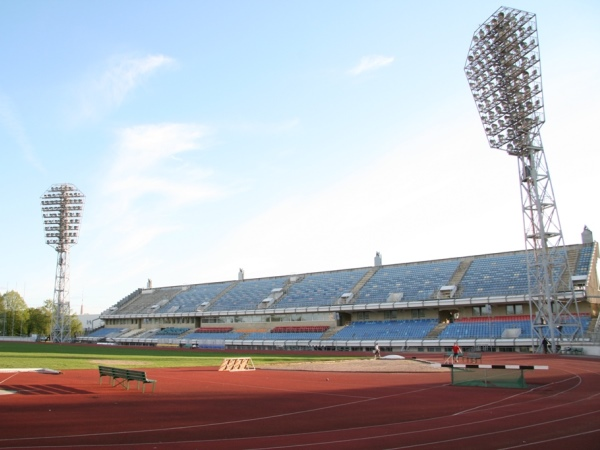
xmin=207 ymin=276 xmax=289 ymax=311
xmin=356 ymin=261 xmax=459 ymax=303
xmin=159 ymin=282 xmax=233 ymax=313
xmin=244 ymin=332 xmax=324 ymax=340
xmin=459 ymin=254 xmax=529 ymax=298
xmin=331 ymin=319 xmax=437 ymax=340
xmin=276 ymin=269 xmax=368 ymax=308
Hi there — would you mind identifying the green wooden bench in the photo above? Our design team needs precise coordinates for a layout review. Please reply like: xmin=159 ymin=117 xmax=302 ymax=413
xmin=562 ymin=347 xmax=583 ymax=355
xmin=465 ymin=352 xmax=482 ymax=363
xmin=99 ymin=366 xmax=156 ymax=393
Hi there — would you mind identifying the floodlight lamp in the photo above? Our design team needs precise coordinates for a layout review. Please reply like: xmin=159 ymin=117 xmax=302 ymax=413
xmin=40 ymin=183 xmax=85 ymax=251
xmin=465 ymin=6 xmax=545 ymax=157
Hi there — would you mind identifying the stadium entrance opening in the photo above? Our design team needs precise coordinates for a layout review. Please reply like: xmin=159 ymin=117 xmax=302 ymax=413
xmin=337 ymin=312 xmax=351 ymax=326
xmin=439 ymin=310 xmax=458 ymax=323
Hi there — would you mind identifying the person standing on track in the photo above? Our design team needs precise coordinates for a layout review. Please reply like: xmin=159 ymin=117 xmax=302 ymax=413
xmin=374 ymin=343 xmax=381 ymax=360
xmin=452 ymin=342 xmax=462 ymax=363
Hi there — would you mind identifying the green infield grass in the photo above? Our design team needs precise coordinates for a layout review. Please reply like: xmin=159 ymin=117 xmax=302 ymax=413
xmin=0 ymin=341 xmax=358 ymax=370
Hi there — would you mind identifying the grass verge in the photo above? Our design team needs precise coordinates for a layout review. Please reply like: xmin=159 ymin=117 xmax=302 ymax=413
xmin=0 ymin=341 xmax=359 ymax=370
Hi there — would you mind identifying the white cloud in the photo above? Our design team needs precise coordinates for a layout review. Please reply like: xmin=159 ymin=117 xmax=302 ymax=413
xmin=349 ymin=55 xmax=395 ymax=76
xmin=77 ymin=54 xmax=174 ymax=120
xmin=102 ymin=54 xmax=173 ymax=105
xmin=111 ymin=123 xmax=207 ymax=175
xmin=86 ymin=122 xmax=226 ymax=256
xmin=106 ymin=122 xmax=222 ymax=210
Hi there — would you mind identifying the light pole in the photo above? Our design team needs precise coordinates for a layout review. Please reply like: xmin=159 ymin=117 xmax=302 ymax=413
xmin=465 ymin=7 xmax=583 ymax=353
xmin=41 ymin=183 xmax=85 ymax=342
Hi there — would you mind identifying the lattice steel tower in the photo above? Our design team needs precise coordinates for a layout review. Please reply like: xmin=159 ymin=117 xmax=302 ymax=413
xmin=41 ymin=183 xmax=85 ymax=342
xmin=465 ymin=7 xmax=583 ymax=352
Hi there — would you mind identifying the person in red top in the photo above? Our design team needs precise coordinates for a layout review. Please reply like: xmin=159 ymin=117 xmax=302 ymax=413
xmin=452 ymin=342 xmax=462 ymax=363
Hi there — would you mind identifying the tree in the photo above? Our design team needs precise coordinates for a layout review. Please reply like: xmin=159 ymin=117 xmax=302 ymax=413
xmin=26 ymin=302 xmax=52 ymax=337
xmin=70 ymin=314 xmax=83 ymax=338
xmin=42 ymin=300 xmax=83 ymax=339
xmin=0 ymin=294 xmax=5 ymax=336
xmin=1 ymin=291 xmax=29 ymax=336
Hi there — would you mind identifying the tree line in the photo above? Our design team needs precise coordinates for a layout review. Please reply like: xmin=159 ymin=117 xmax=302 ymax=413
xmin=0 ymin=291 xmax=83 ymax=338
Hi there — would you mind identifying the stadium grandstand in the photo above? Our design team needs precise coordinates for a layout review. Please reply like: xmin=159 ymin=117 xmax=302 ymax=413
xmin=85 ymin=227 xmax=599 ymax=356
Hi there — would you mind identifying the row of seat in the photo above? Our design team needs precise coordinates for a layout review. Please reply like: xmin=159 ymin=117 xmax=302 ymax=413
xmin=441 ymin=315 xmax=591 ymax=339
xmin=440 ymin=321 xmax=532 ymax=339
xmin=576 ymin=245 xmax=594 ymax=276
xmin=459 ymin=254 xmax=529 ymax=298
xmin=207 ymin=276 xmax=290 ymax=312
xmin=192 ymin=327 xmax=234 ymax=333
xmin=244 ymin=332 xmax=325 ymax=340
xmin=458 ymin=315 xmax=530 ymax=322
xmin=332 ymin=319 xmax=438 ymax=340
xmin=87 ymin=314 xmax=590 ymax=342
xmin=111 ymin=245 xmax=592 ymax=314
xmin=276 ymin=269 xmax=369 ymax=308
xmin=356 ymin=261 xmax=459 ymax=303
xmin=157 ymin=282 xmax=233 ymax=313
xmin=271 ymin=326 xmax=330 ymax=333
xmin=152 ymin=327 xmax=190 ymax=337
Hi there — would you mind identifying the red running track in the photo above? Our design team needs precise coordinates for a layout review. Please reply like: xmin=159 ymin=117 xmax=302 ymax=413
xmin=0 ymin=353 xmax=598 ymax=449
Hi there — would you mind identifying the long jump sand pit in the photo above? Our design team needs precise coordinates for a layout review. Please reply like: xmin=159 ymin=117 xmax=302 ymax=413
xmin=259 ymin=356 xmax=449 ymax=372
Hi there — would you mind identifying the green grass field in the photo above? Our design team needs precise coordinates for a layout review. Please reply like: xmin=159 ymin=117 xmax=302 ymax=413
xmin=0 ymin=341 xmax=357 ymax=370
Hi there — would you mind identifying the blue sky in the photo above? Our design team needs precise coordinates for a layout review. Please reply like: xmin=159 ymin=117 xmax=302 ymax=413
xmin=1 ymin=1 xmax=598 ymax=314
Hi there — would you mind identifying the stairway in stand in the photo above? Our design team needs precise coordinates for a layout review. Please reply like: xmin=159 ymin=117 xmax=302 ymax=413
xmin=425 ymin=322 xmax=448 ymax=339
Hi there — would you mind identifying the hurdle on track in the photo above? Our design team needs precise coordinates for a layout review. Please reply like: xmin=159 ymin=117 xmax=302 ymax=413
xmin=441 ymin=363 xmax=548 ymax=389
xmin=218 ymin=357 xmax=256 ymax=372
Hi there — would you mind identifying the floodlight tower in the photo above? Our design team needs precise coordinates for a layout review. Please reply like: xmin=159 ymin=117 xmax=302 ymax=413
xmin=465 ymin=7 xmax=583 ymax=352
xmin=41 ymin=183 xmax=85 ymax=342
